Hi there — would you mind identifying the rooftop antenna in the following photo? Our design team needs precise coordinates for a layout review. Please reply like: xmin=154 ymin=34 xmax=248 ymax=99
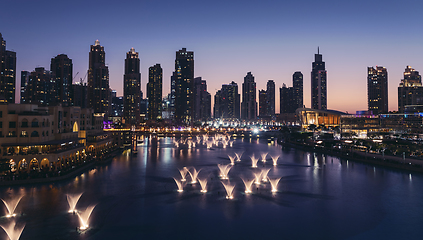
xmin=318 ymin=46 xmax=320 ymax=54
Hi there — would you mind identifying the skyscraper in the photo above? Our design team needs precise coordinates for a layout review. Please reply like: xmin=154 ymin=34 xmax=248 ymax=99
xmin=368 ymin=66 xmax=388 ymax=114
xmin=147 ymin=64 xmax=162 ymax=121
xmin=266 ymin=80 xmax=275 ymax=118
xmin=174 ymin=48 xmax=194 ymax=124
xmin=51 ymin=54 xmax=73 ymax=106
xmin=258 ymin=90 xmax=268 ymax=117
xmin=123 ymin=48 xmax=141 ymax=125
xmin=88 ymin=40 xmax=109 ymax=117
xmin=241 ymin=72 xmax=257 ymax=120
xmin=311 ymin=48 xmax=327 ymax=110
xmin=0 ymin=33 xmax=16 ymax=103
xmin=398 ymin=66 xmax=423 ymax=113
xmin=21 ymin=67 xmax=55 ymax=106
xmin=293 ymin=71 xmax=303 ymax=109
xmin=280 ymin=72 xmax=304 ymax=114
xmin=213 ymin=81 xmax=240 ymax=119
xmin=20 ymin=71 xmax=30 ymax=104
xmin=193 ymin=77 xmax=211 ymax=122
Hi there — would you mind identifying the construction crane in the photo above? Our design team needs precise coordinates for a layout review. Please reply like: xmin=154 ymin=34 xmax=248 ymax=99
xmin=79 ymin=71 xmax=88 ymax=85
xmin=72 ymin=72 xmax=79 ymax=83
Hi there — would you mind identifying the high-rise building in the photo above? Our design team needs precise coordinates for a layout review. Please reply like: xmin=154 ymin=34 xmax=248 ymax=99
xmin=241 ymin=72 xmax=257 ymax=120
xmin=88 ymin=40 xmax=109 ymax=117
xmin=174 ymin=48 xmax=194 ymax=124
xmin=293 ymin=71 xmax=303 ymax=109
xmin=398 ymin=66 xmax=423 ymax=113
xmin=0 ymin=33 xmax=16 ymax=103
xmin=280 ymin=72 xmax=304 ymax=114
xmin=213 ymin=81 xmax=240 ymax=119
xmin=311 ymin=48 xmax=327 ymax=110
xmin=193 ymin=77 xmax=211 ymax=121
xmin=123 ymin=48 xmax=141 ymax=126
xmin=50 ymin=54 xmax=73 ymax=106
xmin=258 ymin=90 xmax=268 ymax=117
xmin=72 ymin=82 xmax=87 ymax=108
xmin=147 ymin=64 xmax=162 ymax=121
xmin=368 ymin=66 xmax=388 ymax=114
xmin=169 ymin=71 xmax=176 ymax=119
xmin=266 ymin=80 xmax=275 ymax=117
xmin=21 ymin=67 xmax=56 ymax=106
xmin=20 ymin=71 xmax=30 ymax=104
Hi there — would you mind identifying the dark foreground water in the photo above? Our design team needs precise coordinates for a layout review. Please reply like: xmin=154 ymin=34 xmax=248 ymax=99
xmin=1 ymin=137 xmax=423 ymax=240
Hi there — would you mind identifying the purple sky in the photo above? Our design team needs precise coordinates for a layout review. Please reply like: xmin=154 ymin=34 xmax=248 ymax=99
xmin=2 ymin=0 xmax=423 ymax=113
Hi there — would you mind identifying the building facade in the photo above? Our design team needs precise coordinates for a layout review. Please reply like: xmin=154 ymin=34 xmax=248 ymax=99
xmin=123 ymin=48 xmax=141 ymax=126
xmin=398 ymin=66 xmax=423 ymax=113
xmin=147 ymin=64 xmax=163 ymax=121
xmin=50 ymin=54 xmax=73 ymax=106
xmin=88 ymin=40 xmax=109 ymax=117
xmin=214 ymin=81 xmax=240 ymax=119
xmin=174 ymin=48 xmax=194 ymax=124
xmin=311 ymin=49 xmax=327 ymax=110
xmin=193 ymin=77 xmax=211 ymax=122
xmin=0 ymin=33 xmax=16 ymax=104
xmin=266 ymin=80 xmax=275 ymax=118
xmin=280 ymin=71 xmax=304 ymax=114
xmin=0 ymin=102 xmax=112 ymax=173
xmin=368 ymin=66 xmax=388 ymax=114
xmin=21 ymin=68 xmax=56 ymax=106
xmin=241 ymin=72 xmax=257 ymax=120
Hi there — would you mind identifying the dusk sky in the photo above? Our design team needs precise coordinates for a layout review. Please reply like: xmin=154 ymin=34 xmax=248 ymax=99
xmin=2 ymin=0 xmax=423 ymax=113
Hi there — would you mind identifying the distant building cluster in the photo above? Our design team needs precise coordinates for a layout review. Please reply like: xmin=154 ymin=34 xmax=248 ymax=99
xmin=1 ymin=32 xmax=422 ymax=131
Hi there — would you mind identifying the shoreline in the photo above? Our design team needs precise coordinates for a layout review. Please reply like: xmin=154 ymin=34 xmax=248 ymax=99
xmin=0 ymin=148 xmax=124 ymax=187
xmin=280 ymin=140 xmax=423 ymax=174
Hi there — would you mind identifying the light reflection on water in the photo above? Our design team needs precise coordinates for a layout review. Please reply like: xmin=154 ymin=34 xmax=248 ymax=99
xmin=0 ymin=137 xmax=422 ymax=240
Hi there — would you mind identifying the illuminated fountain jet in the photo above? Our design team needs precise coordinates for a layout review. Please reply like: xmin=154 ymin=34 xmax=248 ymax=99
xmin=173 ymin=140 xmax=179 ymax=148
xmin=66 ymin=193 xmax=83 ymax=213
xmin=77 ymin=205 xmax=96 ymax=231
xmin=229 ymin=140 xmax=234 ymax=147
xmin=187 ymin=168 xmax=201 ymax=184
xmin=228 ymin=155 xmax=236 ymax=165
xmin=253 ymin=171 xmax=262 ymax=185
xmin=261 ymin=168 xmax=271 ymax=182
xmin=271 ymin=155 xmax=280 ymax=166
xmin=250 ymin=155 xmax=259 ymax=168
xmin=178 ymin=167 xmax=188 ymax=182
xmin=1 ymin=195 xmax=23 ymax=218
xmin=0 ymin=221 xmax=25 ymax=240
xmin=217 ymin=164 xmax=232 ymax=180
xmin=269 ymin=178 xmax=281 ymax=193
xmin=198 ymin=178 xmax=208 ymax=193
xmin=261 ymin=152 xmax=268 ymax=163
xmin=206 ymin=141 xmax=213 ymax=149
xmin=221 ymin=181 xmax=235 ymax=199
xmin=173 ymin=178 xmax=184 ymax=192
xmin=241 ymin=178 xmax=254 ymax=194
xmin=235 ymin=152 xmax=243 ymax=162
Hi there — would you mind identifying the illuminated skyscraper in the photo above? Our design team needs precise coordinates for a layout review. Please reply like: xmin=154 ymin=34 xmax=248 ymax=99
xmin=280 ymin=72 xmax=304 ymax=114
xmin=21 ymin=67 xmax=55 ymax=106
xmin=258 ymin=90 xmax=268 ymax=117
xmin=147 ymin=64 xmax=162 ymax=121
xmin=51 ymin=54 xmax=73 ymax=106
xmin=123 ymin=48 xmax=141 ymax=125
xmin=0 ymin=33 xmax=16 ymax=103
xmin=266 ymin=80 xmax=275 ymax=117
xmin=398 ymin=66 xmax=423 ymax=113
xmin=311 ymin=48 xmax=327 ymax=110
xmin=293 ymin=71 xmax=303 ymax=109
xmin=241 ymin=72 xmax=257 ymax=120
xmin=368 ymin=66 xmax=388 ymax=114
xmin=88 ymin=40 xmax=109 ymax=117
xmin=214 ymin=81 xmax=240 ymax=119
xmin=174 ymin=48 xmax=194 ymax=124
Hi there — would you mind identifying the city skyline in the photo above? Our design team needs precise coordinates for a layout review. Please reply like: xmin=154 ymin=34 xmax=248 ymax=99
xmin=1 ymin=0 xmax=423 ymax=113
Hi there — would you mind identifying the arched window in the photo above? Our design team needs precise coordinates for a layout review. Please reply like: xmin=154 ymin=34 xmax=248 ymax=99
xmin=31 ymin=131 xmax=39 ymax=137
xmin=31 ymin=119 xmax=39 ymax=127
xmin=21 ymin=119 xmax=28 ymax=128
xmin=73 ymin=122 xmax=79 ymax=132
